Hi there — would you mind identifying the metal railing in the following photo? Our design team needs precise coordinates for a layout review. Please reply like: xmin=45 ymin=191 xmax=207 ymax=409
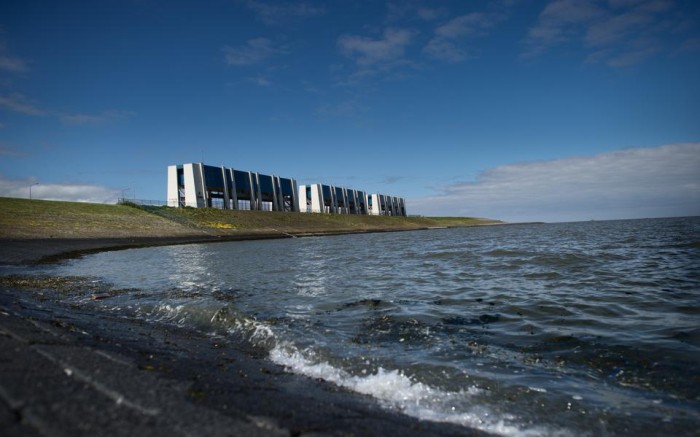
xmin=118 ymin=198 xmax=168 ymax=207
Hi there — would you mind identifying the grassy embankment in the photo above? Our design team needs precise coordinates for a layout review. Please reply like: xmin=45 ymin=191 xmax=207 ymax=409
xmin=0 ymin=197 xmax=501 ymax=240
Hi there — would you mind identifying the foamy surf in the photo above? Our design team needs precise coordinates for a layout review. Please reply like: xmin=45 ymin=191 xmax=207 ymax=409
xmin=269 ymin=343 xmax=563 ymax=437
xmin=83 ymin=297 xmax=568 ymax=436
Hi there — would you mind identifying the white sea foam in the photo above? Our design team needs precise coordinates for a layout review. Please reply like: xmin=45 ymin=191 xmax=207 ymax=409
xmin=228 ymin=316 xmax=276 ymax=345
xmin=268 ymin=343 xmax=557 ymax=436
xmin=148 ymin=303 xmax=187 ymax=324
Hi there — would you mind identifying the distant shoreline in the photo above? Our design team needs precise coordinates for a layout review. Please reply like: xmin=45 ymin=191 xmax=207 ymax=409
xmin=0 ymin=197 xmax=502 ymax=265
xmin=0 ymin=228 xmax=417 ymax=265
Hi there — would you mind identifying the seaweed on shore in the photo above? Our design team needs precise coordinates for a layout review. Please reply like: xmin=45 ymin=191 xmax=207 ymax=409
xmin=0 ymin=274 xmax=137 ymax=300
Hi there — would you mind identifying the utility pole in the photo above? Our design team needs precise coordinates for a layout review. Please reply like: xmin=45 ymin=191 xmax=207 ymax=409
xmin=29 ymin=182 xmax=39 ymax=200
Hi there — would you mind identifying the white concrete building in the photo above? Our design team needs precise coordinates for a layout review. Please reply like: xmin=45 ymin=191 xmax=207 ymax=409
xmin=299 ymin=184 xmax=406 ymax=216
xmin=367 ymin=193 xmax=406 ymax=216
xmin=298 ymin=184 xmax=368 ymax=214
xmin=167 ymin=163 xmax=298 ymax=211
xmin=167 ymin=163 xmax=406 ymax=216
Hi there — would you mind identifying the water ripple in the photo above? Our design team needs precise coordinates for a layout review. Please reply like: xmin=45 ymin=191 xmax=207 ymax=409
xmin=50 ymin=217 xmax=700 ymax=436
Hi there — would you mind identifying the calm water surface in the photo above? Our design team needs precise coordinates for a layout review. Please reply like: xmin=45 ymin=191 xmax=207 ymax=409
xmin=27 ymin=218 xmax=700 ymax=435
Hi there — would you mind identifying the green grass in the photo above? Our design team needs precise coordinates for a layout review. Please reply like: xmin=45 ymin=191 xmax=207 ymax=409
xmin=138 ymin=204 xmax=501 ymax=233
xmin=0 ymin=197 xmax=197 ymax=239
xmin=0 ymin=197 xmax=501 ymax=239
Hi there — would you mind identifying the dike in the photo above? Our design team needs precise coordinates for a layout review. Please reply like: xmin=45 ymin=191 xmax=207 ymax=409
xmin=0 ymin=197 xmax=501 ymax=265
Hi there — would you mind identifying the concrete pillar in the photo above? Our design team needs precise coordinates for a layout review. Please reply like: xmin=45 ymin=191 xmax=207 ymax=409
xmin=291 ymin=179 xmax=298 ymax=212
xmin=273 ymin=176 xmax=281 ymax=212
xmin=254 ymin=173 xmax=262 ymax=211
xmin=229 ymin=168 xmax=239 ymax=210
xmin=313 ymin=184 xmax=323 ymax=213
xmin=221 ymin=166 xmax=230 ymax=210
xmin=197 ymin=163 xmax=208 ymax=207
xmin=167 ymin=165 xmax=179 ymax=207
xmin=183 ymin=163 xmax=205 ymax=208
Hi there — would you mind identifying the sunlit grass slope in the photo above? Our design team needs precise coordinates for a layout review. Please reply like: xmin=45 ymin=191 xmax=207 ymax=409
xmin=0 ymin=197 xmax=501 ymax=239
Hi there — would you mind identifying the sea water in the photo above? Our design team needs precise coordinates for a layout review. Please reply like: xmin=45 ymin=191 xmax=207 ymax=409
xmin=24 ymin=217 xmax=700 ymax=435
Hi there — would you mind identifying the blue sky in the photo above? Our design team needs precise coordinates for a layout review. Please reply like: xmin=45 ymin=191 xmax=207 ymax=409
xmin=1 ymin=0 xmax=698 ymax=222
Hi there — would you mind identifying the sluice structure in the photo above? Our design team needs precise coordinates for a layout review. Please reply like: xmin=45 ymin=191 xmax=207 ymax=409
xmin=299 ymin=184 xmax=406 ymax=216
xmin=367 ymin=193 xmax=406 ymax=217
xmin=167 ymin=163 xmax=298 ymax=211
xmin=167 ymin=163 xmax=406 ymax=216
xmin=298 ymin=184 xmax=367 ymax=215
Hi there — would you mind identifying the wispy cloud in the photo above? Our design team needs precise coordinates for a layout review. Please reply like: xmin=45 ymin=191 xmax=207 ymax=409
xmin=410 ymin=143 xmax=700 ymax=222
xmin=316 ymin=99 xmax=365 ymax=117
xmin=382 ymin=175 xmax=405 ymax=184
xmin=0 ymin=93 xmax=46 ymax=116
xmin=337 ymin=2 xmax=513 ymax=77
xmin=0 ymin=38 xmax=30 ymax=73
xmin=223 ymin=37 xmax=286 ymax=66
xmin=245 ymin=0 xmax=325 ymax=25
xmin=522 ymin=0 xmax=604 ymax=58
xmin=338 ymin=28 xmax=414 ymax=77
xmin=0 ymin=92 xmax=134 ymax=125
xmin=246 ymin=75 xmax=272 ymax=87
xmin=423 ymin=3 xmax=511 ymax=63
xmin=0 ymin=37 xmax=132 ymax=126
xmin=59 ymin=109 xmax=135 ymax=125
xmin=674 ymin=36 xmax=700 ymax=55
xmin=0 ymin=55 xmax=29 ymax=73
xmin=386 ymin=3 xmax=445 ymax=23
xmin=436 ymin=13 xmax=494 ymax=39
xmin=0 ymin=175 xmax=121 ymax=203
xmin=522 ymin=0 xmax=690 ymax=67
xmin=0 ymin=142 xmax=29 ymax=157
xmin=424 ymin=13 xmax=493 ymax=63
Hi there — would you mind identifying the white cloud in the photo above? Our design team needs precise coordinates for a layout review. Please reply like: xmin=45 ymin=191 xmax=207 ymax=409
xmin=409 ymin=143 xmax=700 ymax=223
xmin=424 ymin=8 xmax=508 ymax=63
xmin=0 ymin=38 xmax=30 ymax=73
xmin=423 ymin=38 xmax=469 ymax=63
xmin=674 ymin=36 xmax=700 ymax=55
xmin=338 ymin=28 xmax=414 ymax=68
xmin=0 ymin=93 xmax=133 ymax=125
xmin=521 ymin=0 xmax=604 ymax=58
xmin=435 ymin=13 xmax=491 ymax=39
xmin=316 ymin=99 xmax=365 ymax=117
xmin=58 ymin=109 xmax=135 ymax=125
xmin=522 ymin=0 xmax=690 ymax=66
xmin=0 ymin=93 xmax=46 ymax=116
xmin=584 ymin=8 xmax=652 ymax=47
xmin=223 ymin=37 xmax=285 ymax=66
xmin=245 ymin=0 xmax=324 ymax=25
xmin=385 ymin=3 xmax=444 ymax=22
xmin=601 ymin=37 xmax=661 ymax=67
xmin=0 ymin=55 xmax=29 ymax=73
xmin=0 ymin=175 xmax=121 ymax=204
xmin=416 ymin=7 xmax=442 ymax=22
xmin=0 ymin=142 xmax=28 ymax=157
xmin=0 ymin=37 xmax=133 ymax=126
xmin=246 ymin=75 xmax=271 ymax=87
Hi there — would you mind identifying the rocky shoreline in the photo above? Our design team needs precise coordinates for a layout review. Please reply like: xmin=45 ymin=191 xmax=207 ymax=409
xmin=0 ymin=243 xmax=490 ymax=436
